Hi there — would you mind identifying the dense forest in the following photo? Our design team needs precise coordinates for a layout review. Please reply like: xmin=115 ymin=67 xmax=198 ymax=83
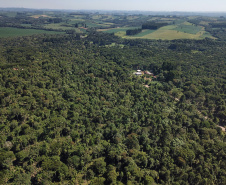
xmin=0 ymin=13 xmax=226 ymax=185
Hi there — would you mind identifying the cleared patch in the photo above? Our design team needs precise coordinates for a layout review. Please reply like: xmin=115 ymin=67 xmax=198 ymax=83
xmin=31 ymin=15 xmax=52 ymax=19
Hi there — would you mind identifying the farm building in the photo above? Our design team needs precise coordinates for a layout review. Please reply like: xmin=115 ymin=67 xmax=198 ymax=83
xmin=145 ymin=71 xmax=153 ymax=75
xmin=134 ymin=69 xmax=142 ymax=76
xmin=135 ymin=71 xmax=142 ymax=76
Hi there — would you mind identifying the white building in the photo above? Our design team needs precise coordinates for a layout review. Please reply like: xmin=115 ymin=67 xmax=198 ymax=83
xmin=135 ymin=71 xmax=142 ymax=76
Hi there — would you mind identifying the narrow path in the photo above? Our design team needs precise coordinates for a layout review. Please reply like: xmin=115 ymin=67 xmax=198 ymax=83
xmin=217 ymin=125 xmax=226 ymax=132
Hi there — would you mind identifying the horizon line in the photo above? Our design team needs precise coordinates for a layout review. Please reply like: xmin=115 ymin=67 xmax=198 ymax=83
xmin=0 ymin=7 xmax=226 ymax=13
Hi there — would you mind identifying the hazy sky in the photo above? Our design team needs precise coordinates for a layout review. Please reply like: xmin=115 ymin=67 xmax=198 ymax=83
xmin=0 ymin=0 xmax=226 ymax=12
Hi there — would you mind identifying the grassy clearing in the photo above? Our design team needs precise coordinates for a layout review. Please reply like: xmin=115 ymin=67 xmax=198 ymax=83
xmin=159 ymin=25 xmax=177 ymax=30
xmin=113 ymin=28 xmax=201 ymax=40
xmin=173 ymin=24 xmax=203 ymax=34
xmin=141 ymin=29 xmax=206 ymax=40
xmin=130 ymin=29 xmax=156 ymax=37
xmin=200 ymin=31 xmax=216 ymax=39
xmin=141 ymin=30 xmax=200 ymax=40
xmin=0 ymin=27 xmax=64 ymax=38
xmin=173 ymin=19 xmax=186 ymax=24
xmin=115 ymin=31 xmax=127 ymax=37
xmin=191 ymin=50 xmax=202 ymax=54
xmin=183 ymin=22 xmax=193 ymax=25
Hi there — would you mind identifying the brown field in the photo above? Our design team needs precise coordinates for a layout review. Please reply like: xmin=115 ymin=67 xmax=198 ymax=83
xmin=31 ymin=15 xmax=52 ymax=19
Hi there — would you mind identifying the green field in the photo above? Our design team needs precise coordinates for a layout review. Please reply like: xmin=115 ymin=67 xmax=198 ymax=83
xmin=100 ymin=27 xmax=140 ymax=33
xmin=85 ymin=22 xmax=110 ymax=28
xmin=86 ymin=22 xmax=102 ymax=27
xmin=173 ymin=24 xmax=203 ymax=34
xmin=44 ymin=23 xmax=82 ymax=32
xmin=130 ymin=29 xmax=156 ymax=37
xmin=44 ymin=23 xmax=72 ymax=30
xmin=0 ymin=27 xmax=64 ymax=38
xmin=102 ymin=21 xmax=215 ymax=40
xmin=138 ymin=29 xmax=202 ymax=40
xmin=0 ymin=11 xmax=217 ymax=40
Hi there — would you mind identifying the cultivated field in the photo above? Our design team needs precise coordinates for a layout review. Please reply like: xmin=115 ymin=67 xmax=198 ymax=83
xmin=100 ymin=21 xmax=215 ymax=40
xmin=99 ymin=27 xmax=140 ymax=33
xmin=0 ymin=27 xmax=64 ymax=38
xmin=30 ymin=15 xmax=52 ymax=19
xmin=0 ymin=11 xmax=218 ymax=40
xmin=44 ymin=23 xmax=82 ymax=32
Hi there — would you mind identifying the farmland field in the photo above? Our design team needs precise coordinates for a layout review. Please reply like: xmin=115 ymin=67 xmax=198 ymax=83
xmin=140 ymin=29 xmax=202 ymax=40
xmin=172 ymin=22 xmax=203 ymax=34
xmin=0 ymin=11 xmax=218 ymax=40
xmin=30 ymin=15 xmax=52 ymax=19
xmin=99 ymin=27 xmax=140 ymax=33
xmin=103 ymin=21 xmax=215 ymax=40
xmin=130 ymin=29 xmax=156 ymax=37
xmin=44 ymin=23 xmax=82 ymax=32
xmin=0 ymin=27 xmax=64 ymax=38
xmin=69 ymin=19 xmax=85 ymax=23
xmin=86 ymin=22 xmax=109 ymax=27
xmin=118 ymin=27 xmax=215 ymax=40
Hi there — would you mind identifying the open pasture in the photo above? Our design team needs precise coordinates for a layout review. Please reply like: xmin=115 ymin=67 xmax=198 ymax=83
xmin=0 ymin=27 xmax=64 ymax=38
xmin=140 ymin=29 xmax=203 ymax=40
xmin=130 ymin=29 xmax=156 ymax=37
xmin=104 ymin=20 xmax=215 ymax=40
xmin=100 ymin=27 xmax=140 ymax=33
xmin=173 ymin=22 xmax=203 ymax=34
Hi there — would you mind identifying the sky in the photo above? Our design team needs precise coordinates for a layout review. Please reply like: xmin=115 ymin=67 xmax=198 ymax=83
xmin=0 ymin=0 xmax=226 ymax=12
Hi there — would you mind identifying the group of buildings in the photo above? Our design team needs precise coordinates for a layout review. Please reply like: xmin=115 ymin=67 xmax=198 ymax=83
xmin=134 ymin=69 xmax=154 ymax=76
